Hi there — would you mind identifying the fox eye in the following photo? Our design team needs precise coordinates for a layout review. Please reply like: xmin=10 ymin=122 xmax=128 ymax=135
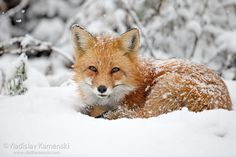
xmin=88 ymin=66 xmax=97 ymax=72
xmin=111 ymin=67 xmax=120 ymax=73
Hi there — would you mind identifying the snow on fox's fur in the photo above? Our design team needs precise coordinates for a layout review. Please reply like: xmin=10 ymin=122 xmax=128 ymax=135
xmin=71 ymin=25 xmax=232 ymax=119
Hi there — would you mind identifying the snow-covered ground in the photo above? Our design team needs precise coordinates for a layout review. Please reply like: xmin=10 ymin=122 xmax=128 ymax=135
xmin=0 ymin=80 xmax=235 ymax=157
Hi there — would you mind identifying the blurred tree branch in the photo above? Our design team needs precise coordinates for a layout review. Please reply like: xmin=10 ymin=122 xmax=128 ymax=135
xmin=0 ymin=35 xmax=74 ymax=63
xmin=56 ymin=0 xmax=94 ymax=46
xmin=121 ymin=0 xmax=155 ymax=57
xmin=3 ymin=0 xmax=29 ymax=16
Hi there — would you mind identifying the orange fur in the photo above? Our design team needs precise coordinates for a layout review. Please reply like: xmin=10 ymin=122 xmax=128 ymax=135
xmin=71 ymin=25 xmax=232 ymax=119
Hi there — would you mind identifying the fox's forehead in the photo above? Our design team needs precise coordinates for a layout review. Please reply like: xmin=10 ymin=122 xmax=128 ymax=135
xmin=88 ymin=36 xmax=124 ymax=59
xmin=93 ymin=36 xmax=120 ymax=52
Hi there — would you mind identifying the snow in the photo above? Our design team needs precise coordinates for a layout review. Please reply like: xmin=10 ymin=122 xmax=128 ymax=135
xmin=216 ymin=31 xmax=236 ymax=54
xmin=0 ymin=80 xmax=235 ymax=157
xmin=0 ymin=54 xmax=49 ymax=94
xmin=222 ymin=68 xmax=236 ymax=80
xmin=0 ymin=16 xmax=11 ymax=41
xmin=186 ymin=20 xmax=202 ymax=37
xmin=15 ymin=19 xmax=22 ymax=23
xmin=32 ymin=18 xmax=64 ymax=43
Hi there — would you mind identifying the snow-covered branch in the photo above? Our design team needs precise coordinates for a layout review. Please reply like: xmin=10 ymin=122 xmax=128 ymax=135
xmin=0 ymin=35 xmax=74 ymax=63
xmin=121 ymin=0 xmax=155 ymax=57
xmin=56 ymin=0 xmax=94 ymax=46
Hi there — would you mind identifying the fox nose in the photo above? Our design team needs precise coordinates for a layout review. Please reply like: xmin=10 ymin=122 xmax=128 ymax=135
xmin=97 ymin=85 xmax=107 ymax=93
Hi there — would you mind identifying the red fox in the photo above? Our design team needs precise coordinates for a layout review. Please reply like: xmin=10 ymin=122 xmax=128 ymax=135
xmin=71 ymin=24 xmax=232 ymax=119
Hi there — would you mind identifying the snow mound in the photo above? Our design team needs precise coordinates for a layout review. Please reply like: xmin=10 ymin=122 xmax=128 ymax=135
xmin=0 ymin=81 xmax=235 ymax=157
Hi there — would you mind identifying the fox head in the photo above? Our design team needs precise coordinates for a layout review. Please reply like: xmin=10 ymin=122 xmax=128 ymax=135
xmin=71 ymin=25 xmax=142 ymax=106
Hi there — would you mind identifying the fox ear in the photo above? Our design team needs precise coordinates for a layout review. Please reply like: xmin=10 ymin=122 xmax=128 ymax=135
xmin=120 ymin=28 xmax=140 ymax=53
xmin=71 ymin=24 xmax=96 ymax=58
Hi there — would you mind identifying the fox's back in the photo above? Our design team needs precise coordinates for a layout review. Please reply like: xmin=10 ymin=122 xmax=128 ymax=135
xmin=130 ymin=59 xmax=232 ymax=118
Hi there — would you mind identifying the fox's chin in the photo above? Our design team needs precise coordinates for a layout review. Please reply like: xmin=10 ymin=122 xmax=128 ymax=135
xmin=97 ymin=94 xmax=110 ymax=99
